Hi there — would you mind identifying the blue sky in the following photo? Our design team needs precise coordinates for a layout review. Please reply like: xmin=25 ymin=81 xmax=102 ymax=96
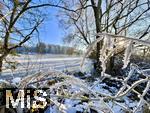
xmin=38 ymin=7 xmax=65 ymax=46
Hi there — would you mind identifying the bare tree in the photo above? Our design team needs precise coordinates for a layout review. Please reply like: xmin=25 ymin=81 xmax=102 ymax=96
xmin=0 ymin=0 xmax=45 ymax=72
xmin=90 ymin=0 xmax=150 ymax=73
xmin=59 ymin=0 xmax=150 ymax=73
xmin=0 ymin=0 xmax=87 ymax=73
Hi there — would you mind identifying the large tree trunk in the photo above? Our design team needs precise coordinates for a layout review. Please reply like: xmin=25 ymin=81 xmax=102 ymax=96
xmin=91 ymin=0 xmax=103 ymax=73
xmin=94 ymin=8 xmax=101 ymax=67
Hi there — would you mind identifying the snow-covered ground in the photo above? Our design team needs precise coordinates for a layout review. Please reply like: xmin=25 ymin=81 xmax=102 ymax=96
xmin=0 ymin=54 xmax=149 ymax=113
xmin=1 ymin=54 xmax=93 ymax=79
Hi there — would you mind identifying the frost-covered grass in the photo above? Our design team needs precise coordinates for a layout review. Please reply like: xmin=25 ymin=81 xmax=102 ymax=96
xmin=0 ymin=63 xmax=149 ymax=113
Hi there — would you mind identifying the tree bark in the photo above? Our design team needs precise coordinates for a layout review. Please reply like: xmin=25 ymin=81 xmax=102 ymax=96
xmin=106 ymin=56 xmax=115 ymax=74
xmin=91 ymin=0 xmax=103 ymax=72
xmin=0 ymin=59 xmax=3 ymax=72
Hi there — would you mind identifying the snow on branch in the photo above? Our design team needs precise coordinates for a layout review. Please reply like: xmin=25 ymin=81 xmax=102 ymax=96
xmin=122 ymin=40 xmax=134 ymax=68
xmin=97 ymin=33 xmax=150 ymax=47
xmin=81 ymin=32 xmax=150 ymax=73
xmin=80 ymin=32 xmax=150 ymax=112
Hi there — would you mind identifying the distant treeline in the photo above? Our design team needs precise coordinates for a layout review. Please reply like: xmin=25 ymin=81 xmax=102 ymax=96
xmin=16 ymin=42 xmax=82 ymax=55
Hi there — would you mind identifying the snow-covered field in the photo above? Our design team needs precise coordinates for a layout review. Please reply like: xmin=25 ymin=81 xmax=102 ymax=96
xmin=1 ymin=54 xmax=93 ymax=79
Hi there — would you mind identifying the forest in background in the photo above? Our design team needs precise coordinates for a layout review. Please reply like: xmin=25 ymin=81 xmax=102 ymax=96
xmin=15 ymin=42 xmax=83 ymax=55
